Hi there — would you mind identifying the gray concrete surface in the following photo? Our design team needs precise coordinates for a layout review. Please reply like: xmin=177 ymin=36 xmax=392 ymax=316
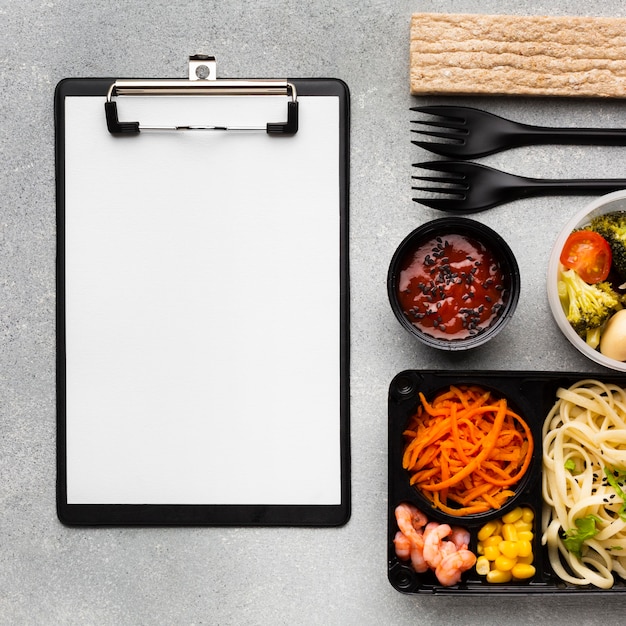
xmin=2 ymin=0 xmax=626 ymax=624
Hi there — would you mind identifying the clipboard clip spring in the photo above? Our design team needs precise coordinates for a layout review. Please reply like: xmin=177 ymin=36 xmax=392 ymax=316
xmin=104 ymin=55 xmax=299 ymax=135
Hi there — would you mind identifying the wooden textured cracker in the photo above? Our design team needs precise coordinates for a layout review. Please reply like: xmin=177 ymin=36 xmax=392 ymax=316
xmin=410 ymin=12 xmax=626 ymax=97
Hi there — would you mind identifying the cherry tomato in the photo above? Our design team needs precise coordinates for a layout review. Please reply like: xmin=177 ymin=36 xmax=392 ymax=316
xmin=560 ymin=230 xmax=612 ymax=284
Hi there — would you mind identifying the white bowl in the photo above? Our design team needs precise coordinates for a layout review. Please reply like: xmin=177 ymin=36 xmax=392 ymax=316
xmin=547 ymin=190 xmax=626 ymax=372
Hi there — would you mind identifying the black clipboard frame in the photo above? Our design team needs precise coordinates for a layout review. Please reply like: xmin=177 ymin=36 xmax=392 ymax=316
xmin=55 ymin=76 xmax=350 ymax=527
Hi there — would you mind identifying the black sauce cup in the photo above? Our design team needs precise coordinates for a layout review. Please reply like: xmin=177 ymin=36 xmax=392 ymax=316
xmin=387 ymin=217 xmax=521 ymax=350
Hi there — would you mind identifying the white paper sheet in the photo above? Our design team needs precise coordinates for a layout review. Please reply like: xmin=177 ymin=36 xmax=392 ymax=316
xmin=63 ymin=93 xmax=342 ymax=505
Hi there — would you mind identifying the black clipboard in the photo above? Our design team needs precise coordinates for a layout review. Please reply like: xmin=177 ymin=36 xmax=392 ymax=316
xmin=55 ymin=57 xmax=350 ymax=526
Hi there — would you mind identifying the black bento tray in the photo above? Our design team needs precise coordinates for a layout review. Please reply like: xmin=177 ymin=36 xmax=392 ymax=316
xmin=388 ymin=369 xmax=626 ymax=595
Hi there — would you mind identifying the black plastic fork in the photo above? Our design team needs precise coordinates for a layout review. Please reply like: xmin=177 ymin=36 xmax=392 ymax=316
xmin=413 ymin=161 xmax=626 ymax=212
xmin=411 ymin=105 xmax=626 ymax=159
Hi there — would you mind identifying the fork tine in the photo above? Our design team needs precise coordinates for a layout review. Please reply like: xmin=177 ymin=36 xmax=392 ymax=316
xmin=412 ymin=140 xmax=464 ymax=156
xmin=412 ymin=187 xmax=466 ymax=199
xmin=410 ymin=128 xmax=464 ymax=141
xmin=414 ymin=161 xmax=469 ymax=175
xmin=412 ymin=197 xmax=468 ymax=211
xmin=412 ymin=184 xmax=465 ymax=193
xmin=410 ymin=105 xmax=470 ymax=124
xmin=411 ymin=118 xmax=467 ymax=132
xmin=411 ymin=174 xmax=465 ymax=185
xmin=410 ymin=105 xmax=466 ymax=119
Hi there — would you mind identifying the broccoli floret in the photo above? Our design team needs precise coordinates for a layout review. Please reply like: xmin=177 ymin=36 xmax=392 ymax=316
xmin=589 ymin=211 xmax=626 ymax=279
xmin=558 ymin=268 xmax=620 ymax=337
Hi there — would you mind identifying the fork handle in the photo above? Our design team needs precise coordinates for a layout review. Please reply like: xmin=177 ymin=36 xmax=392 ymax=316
xmin=516 ymin=125 xmax=626 ymax=147
xmin=520 ymin=177 xmax=626 ymax=196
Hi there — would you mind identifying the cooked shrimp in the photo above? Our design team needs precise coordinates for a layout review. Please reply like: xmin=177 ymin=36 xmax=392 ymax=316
xmin=394 ymin=504 xmax=476 ymax=579
xmin=439 ymin=538 xmax=458 ymax=559
xmin=395 ymin=504 xmax=429 ymax=573
xmin=410 ymin=537 xmax=429 ymax=573
xmin=394 ymin=503 xmax=427 ymax=546
xmin=435 ymin=549 xmax=477 ymax=587
xmin=449 ymin=526 xmax=471 ymax=551
xmin=393 ymin=531 xmax=411 ymax=561
xmin=423 ymin=522 xmax=453 ymax=569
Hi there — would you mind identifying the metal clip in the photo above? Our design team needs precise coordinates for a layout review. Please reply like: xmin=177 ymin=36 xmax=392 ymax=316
xmin=104 ymin=55 xmax=299 ymax=135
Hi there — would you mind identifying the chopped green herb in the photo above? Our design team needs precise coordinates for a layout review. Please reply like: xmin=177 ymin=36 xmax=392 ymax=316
xmin=563 ymin=515 xmax=602 ymax=558
xmin=564 ymin=459 xmax=577 ymax=473
xmin=603 ymin=466 xmax=626 ymax=522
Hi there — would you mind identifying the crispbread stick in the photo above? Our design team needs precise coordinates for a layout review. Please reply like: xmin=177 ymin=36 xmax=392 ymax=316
xmin=410 ymin=12 xmax=626 ymax=97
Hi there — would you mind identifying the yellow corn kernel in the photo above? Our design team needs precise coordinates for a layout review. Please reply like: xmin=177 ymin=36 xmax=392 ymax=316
xmin=511 ymin=563 xmax=536 ymax=579
xmin=483 ymin=545 xmax=501 ymax=561
xmin=477 ymin=521 xmax=500 ymax=542
xmin=513 ymin=519 xmax=533 ymax=532
xmin=486 ymin=569 xmax=512 ymax=584
xmin=502 ymin=524 xmax=518 ymax=542
xmin=521 ymin=507 xmax=534 ymax=523
xmin=498 ymin=540 xmax=519 ymax=559
xmin=501 ymin=507 xmax=524 ymax=524
xmin=494 ymin=555 xmax=516 ymax=572
xmin=482 ymin=535 xmax=503 ymax=548
xmin=476 ymin=543 xmax=484 ymax=555
xmin=516 ymin=552 xmax=534 ymax=565
xmin=516 ymin=540 xmax=533 ymax=558
xmin=516 ymin=530 xmax=534 ymax=542
xmin=476 ymin=556 xmax=491 ymax=576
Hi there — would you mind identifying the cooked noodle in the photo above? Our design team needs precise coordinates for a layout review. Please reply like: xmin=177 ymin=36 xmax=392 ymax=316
xmin=542 ymin=379 xmax=626 ymax=589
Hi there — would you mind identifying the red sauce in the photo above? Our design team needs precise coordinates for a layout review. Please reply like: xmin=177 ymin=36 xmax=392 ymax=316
xmin=397 ymin=233 xmax=507 ymax=340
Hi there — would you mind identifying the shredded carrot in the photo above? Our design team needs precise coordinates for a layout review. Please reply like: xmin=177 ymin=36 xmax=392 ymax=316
xmin=402 ymin=385 xmax=534 ymax=516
